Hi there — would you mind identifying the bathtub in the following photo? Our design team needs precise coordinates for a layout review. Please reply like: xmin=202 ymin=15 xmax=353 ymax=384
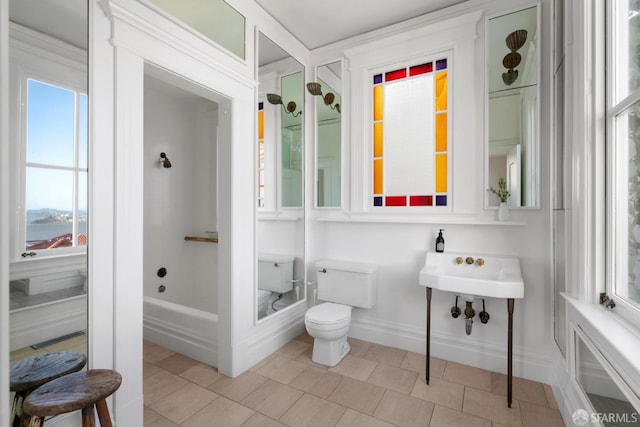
xmin=143 ymin=296 xmax=218 ymax=366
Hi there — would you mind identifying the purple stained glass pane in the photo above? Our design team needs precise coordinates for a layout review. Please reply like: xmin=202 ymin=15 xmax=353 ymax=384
xmin=374 ymin=196 xmax=383 ymax=206
xmin=373 ymin=74 xmax=383 ymax=84
xmin=435 ymin=195 xmax=447 ymax=206
xmin=436 ymin=59 xmax=447 ymax=70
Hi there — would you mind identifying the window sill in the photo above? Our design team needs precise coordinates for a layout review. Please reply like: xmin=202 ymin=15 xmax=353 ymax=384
xmin=10 ymin=253 xmax=86 ymax=281
xmin=563 ymin=294 xmax=640 ymax=393
xmin=314 ymin=212 xmax=527 ymax=226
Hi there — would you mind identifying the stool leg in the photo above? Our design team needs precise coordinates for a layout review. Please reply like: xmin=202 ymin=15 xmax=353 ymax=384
xmin=81 ymin=406 xmax=95 ymax=427
xmin=11 ymin=391 xmax=25 ymax=427
xmin=95 ymin=400 xmax=113 ymax=427
xmin=25 ymin=416 xmax=43 ymax=427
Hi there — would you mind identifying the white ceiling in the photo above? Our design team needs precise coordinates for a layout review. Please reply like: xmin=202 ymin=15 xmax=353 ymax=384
xmin=254 ymin=0 xmax=468 ymax=49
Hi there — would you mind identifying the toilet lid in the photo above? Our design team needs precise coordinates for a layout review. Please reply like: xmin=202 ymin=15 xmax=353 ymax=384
xmin=306 ymin=303 xmax=351 ymax=324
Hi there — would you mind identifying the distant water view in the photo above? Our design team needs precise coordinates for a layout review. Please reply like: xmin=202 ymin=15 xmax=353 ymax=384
xmin=26 ymin=208 xmax=87 ymax=243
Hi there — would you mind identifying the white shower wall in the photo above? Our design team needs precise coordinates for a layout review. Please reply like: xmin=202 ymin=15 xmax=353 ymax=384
xmin=143 ymin=75 xmax=218 ymax=315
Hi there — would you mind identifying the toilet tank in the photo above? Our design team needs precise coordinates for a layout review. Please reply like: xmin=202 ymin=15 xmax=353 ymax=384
xmin=316 ymin=260 xmax=377 ymax=308
xmin=258 ymin=254 xmax=294 ymax=293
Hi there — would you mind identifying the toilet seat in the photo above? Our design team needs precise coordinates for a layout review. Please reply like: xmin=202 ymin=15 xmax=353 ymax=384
xmin=305 ymin=303 xmax=351 ymax=328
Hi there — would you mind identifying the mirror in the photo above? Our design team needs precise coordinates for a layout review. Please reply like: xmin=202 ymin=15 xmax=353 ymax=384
xmin=8 ymin=0 xmax=88 ymax=369
xmin=487 ymin=6 xmax=539 ymax=208
xmin=312 ymin=61 xmax=342 ymax=208
xmin=256 ymin=32 xmax=305 ymax=321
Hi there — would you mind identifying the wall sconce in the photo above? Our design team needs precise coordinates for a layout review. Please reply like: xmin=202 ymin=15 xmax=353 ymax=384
xmin=266 ymin=93 xmax=302 ymax=117
xmin=501 ymin=29 xmax=527 ymax=86
xmin=306 ymin=82 xmax=341 ymax=113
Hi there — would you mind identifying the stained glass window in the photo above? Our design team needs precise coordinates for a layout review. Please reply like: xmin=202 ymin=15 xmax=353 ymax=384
xmin=372 ymin=57 xmax=449 ymax=208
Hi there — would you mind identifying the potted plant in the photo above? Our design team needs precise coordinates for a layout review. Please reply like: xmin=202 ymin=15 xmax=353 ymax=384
xmin=488 ymin=177 xmax=510 ymax=221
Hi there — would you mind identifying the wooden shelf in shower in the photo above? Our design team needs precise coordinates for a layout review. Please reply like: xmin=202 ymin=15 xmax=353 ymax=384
xmin=184 ymin=236 xmax=218 ymax=243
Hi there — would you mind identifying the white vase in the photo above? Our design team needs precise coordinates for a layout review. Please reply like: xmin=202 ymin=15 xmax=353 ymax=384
xmin=498 ymin=202 xmax=510 ymax=221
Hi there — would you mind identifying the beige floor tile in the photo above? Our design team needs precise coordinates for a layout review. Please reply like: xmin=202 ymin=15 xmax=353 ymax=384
xmin=154 ymin=352 xmax=199 ymax=375
xmin=255 ymin=355 xmax=309 ymax=384
xmin=463 ymin=387 xmax=522 ymax=426
xmin=180 ymin=362 xmax=224 ymax=387
xmin=145 ymin=416 xmax=180 ymax=427
xmin=208 ymin=371 xmax=268 ymax=402
xmin=328 ymin=354 xmax=377 ymax=381
xmin=367 ymin=363 xmax=419 ymax=395
xmin=335 ymin=408 xmax=395 ymax=427
xmin=519 ymin=401 xmax=565 ymax=427
xmin=289 ymin=365 xmax=342 ymax=398
xmin=493 ymin=423 xmax=510 ymax=427
xmin=250 ymin=353 xmax=277 ymax=372
xmin=327 ymin=376 xmax=385 ymax=415
xmin=401 ymin=352 xmax=447 ymax=379
xmin=240 ymin=379 xmax=304 ymax=419
xmin=143 ymin=370 xmax=189 ymax=406
xmin=276 ymin=339 xmax=312 ymax=359
xmin=491 ymin=372 xmax=548 ymax=407
xmin=295 ymin=347 xmax=332 ymax=370
xmin=443 ymin=361 xmax=492 ymax=391
xmin=143 ymin=340 xmax=176 ymax=363
xmin=42 ymin=334 xmax=87 ymax=353
xmin=280 ymin=393 xmax=347 ymax=427
xmin=9 ymin=347 xmax=48 ymax=365
xmin=543 ymin=384 xmax=559 ymax=409
xmin=430 ymin=405 xmax=492 ymax=427
xmin=144 ymin=360 xmax=164 ymax=379
xmin=411 ymin=376 xmax=465 ymax=411
xmin=144 ymin=407 xmax=162 ymax=426
xmin=241 ymin=413 xmax=287 ymax=426
xmin=182 ymin=395 xmax=254 ymax=427
xmin=373 ymin=389 xmax=434 ymax=427
xmin=363 ymin=343 xmax=408 ymax=367
xmin=348 ymin=337 xmax=373 ymax=357
xmin=295 ymin=331 xmax=315 ymax=344
xmin=149 ymin=382 xmax=218 ymax=424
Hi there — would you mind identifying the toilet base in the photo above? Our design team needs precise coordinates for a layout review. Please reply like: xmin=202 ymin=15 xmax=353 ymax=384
xmin=311 ymin=335 xmax=350 ymax=367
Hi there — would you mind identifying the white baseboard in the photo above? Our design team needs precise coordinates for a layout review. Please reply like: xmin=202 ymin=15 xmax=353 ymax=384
xmin=349 ymin=315 xmax=554 ymax=383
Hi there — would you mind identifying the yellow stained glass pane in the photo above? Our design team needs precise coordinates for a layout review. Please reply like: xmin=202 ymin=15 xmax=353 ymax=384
xmin=435 ymin=113 xmax=447 ymax=152
xmin=435 ymin=72 xmax=447 ymax=112
xmin=373 ymin=85 xmax=383 ymax=121
xmin=435 ymin=154 xmax=447 ymax=192
xmin=374 ymin=159 xmax=383 ymax=194
xmin=258 ymin=111 xmax=264 ymax=139
xmin=374 ymin=123 xmax=383 ymax=157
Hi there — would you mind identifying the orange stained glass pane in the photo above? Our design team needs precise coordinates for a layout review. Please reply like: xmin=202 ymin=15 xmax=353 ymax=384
xmin=373 ymin=159 xmax=383 ymax=194
xmin=373 ymin=85 xmax=383 ymax=121
xmin=435 ymin=113 xmax=447 ymax=152
xmin=374 ymin=123 xmax=383 ymax=157
xmin=435 ymin=72 xmax=447 ymax=112
xmin=258 ymin=111 xmax=264 ymax=139
xmin=435 ymin=153 xmax=447 ymax=193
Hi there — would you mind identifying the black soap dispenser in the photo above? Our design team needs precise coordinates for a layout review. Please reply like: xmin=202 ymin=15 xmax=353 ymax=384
xmin=435 ymin=229 xmax=445 ymax=253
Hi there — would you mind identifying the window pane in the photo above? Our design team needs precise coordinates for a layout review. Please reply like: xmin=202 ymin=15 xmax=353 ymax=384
xmin=26 ymin=168 xmax=73 ymax=250
xmin=623 ymin=101 xmax=640 ymax=306
xmin=26 ymin=79 xmax=75 ymax=167
xmin=614 ymin=2 xmax=640 ymax=99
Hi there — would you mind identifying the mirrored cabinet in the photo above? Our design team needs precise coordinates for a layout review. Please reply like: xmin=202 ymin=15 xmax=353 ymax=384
xmin=256 ymin=32 xmax=305 ymax=321
xmin=486 ymin=5 xmax=539 ymax=208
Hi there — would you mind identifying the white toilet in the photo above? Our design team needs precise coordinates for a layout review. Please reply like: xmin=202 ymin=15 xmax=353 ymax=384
xmin=305 ymin=260 xmax=377 ymax=367
xmin=257 ymin=289 xmax=271 ymax=319
xmin=258 ymin=254 xmax=295 ymax=293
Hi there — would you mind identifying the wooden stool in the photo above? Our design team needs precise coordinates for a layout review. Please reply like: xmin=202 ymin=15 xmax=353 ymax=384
xmin=23 ymin=369 xmax=121 ymax=427
xmin=10 ymin=351 xmax=87 ymax=427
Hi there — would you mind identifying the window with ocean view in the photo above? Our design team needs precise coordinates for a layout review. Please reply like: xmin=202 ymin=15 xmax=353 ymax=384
xmin=23 ymin=79 xmax=87 ymax=253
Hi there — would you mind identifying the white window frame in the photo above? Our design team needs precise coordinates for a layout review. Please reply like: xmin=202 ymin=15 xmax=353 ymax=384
xmin=8 ymin=23 xmax=87 ymax=276
xmin=606 ymin=0 xmax=640 ymax=325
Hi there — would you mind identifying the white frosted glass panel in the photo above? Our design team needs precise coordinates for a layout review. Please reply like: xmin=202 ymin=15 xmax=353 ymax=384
xmin=148 ymin=0 xmax=245 ymax=59
xmin=384 ymin=76 xmax=434 ymax=195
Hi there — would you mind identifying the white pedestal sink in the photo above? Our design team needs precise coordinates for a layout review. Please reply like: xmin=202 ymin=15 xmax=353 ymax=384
xmin=418 ymin=251 xmax=524 ymax=408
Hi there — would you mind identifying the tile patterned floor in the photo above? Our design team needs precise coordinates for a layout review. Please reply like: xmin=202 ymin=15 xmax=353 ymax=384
xmin=143 ymin=333 xmax=565 ymax=427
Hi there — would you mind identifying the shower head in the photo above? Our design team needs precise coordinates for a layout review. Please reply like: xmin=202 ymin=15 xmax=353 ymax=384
xmin=160 ymin=152 xmax=172 ymax=168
